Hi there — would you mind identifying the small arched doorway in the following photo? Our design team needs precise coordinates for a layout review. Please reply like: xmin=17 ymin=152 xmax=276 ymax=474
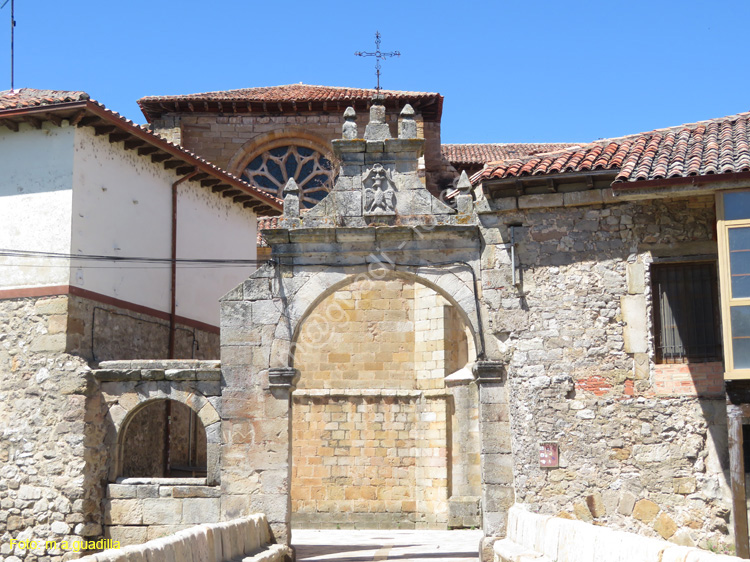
xmin=120 ymin=399 xmax=207 ymax=478
xmin=290 ymin=272 xmax=478 ymax=529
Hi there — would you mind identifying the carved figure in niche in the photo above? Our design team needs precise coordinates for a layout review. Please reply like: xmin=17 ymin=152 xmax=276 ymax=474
xmin=363 ymin=163 xmax=397 ymax=215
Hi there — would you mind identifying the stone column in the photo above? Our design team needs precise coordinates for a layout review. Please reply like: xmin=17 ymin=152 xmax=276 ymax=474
xmin=474 ymin=360 xmax=514 ymax=562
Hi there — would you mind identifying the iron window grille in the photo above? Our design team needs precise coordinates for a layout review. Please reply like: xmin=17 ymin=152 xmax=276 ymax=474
xmin=652 ymin=262 xmax=722 ymax=364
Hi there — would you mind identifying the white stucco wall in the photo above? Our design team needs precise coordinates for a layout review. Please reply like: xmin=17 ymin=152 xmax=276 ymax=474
xmin=176 ymin=177 xmax=258 ymax=325
xmin=71 ymin=127 xmax=257 ymax=326
xmin=0 ymin=124 xmax=75 ymax=289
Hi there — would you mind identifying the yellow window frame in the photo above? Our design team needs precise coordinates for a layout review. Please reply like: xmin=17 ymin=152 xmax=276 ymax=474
xmin=717 ymin=189 xmax=750 ymax=379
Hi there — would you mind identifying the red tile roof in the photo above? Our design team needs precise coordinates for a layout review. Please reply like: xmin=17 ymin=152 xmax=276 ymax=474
xmin=257 ymin=216 xmax=280 ymax=247
xmin=0 ymin=88 xmax=90 ymax=110
xmin=473 ymin=111 xmax=750 ymax=186
xmin=442 ymin=143 xmax=579 ymax=166
xmin=0 ymin=88 xmax=282 ymax=215
xmin=138 ymin=84 xmax=443 ymax=122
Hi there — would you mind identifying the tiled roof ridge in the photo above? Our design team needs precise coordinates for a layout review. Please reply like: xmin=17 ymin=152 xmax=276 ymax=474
xmin=138 ymin=83 xmax=439 ymax=102
xmin=0 ymin=89 xmax=282 ymax=210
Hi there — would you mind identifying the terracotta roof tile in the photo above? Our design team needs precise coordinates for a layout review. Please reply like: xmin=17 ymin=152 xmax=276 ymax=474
xmin=140 ymin=83 xmax=438 ymax=104
xmin=441 ymin=143 xmax=578 ymax=167
xmin=0 ymin=88 xmax=89 ymax=110
xmin=257 ymin=216 xmax=280 ymax=247
xmin=473 ymin=111 xmax=750 ymax=186
xmin=138 ymin=84 xmax=444 ymax=122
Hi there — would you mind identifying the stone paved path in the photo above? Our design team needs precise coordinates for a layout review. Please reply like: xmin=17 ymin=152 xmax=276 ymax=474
xmin=293 ymin=529 xmax=483 ymax=562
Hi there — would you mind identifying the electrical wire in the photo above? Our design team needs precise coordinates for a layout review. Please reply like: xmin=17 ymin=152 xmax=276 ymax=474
xmin=0 ymin=248 xmax=265 ymax=265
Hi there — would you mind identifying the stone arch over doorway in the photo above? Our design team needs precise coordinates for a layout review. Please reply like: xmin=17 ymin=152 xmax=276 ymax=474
xmin=288 ymin=270 xmax=480 ymax=529
xmin=270 ymin=264 xmax=482 ymax=370
xmin=106 ymin=383 xmax=221 ymax=484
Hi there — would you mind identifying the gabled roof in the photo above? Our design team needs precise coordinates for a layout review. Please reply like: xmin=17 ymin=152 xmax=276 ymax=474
xmin=138 ymin=83 xmax=443 ymax=122
xmin=442 ymin=143 xmax=579 ymax=167
xmin=0 ymin=88 xmax=282 ymax=215
xmin=473 ymin=111 xmax=750 ymax=188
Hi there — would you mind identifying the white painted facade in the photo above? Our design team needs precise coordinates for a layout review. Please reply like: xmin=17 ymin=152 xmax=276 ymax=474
xmin=0 ymin=125 xmax=75 ymax=288
xmin=0 ymin=122 xmax=258 ymax=327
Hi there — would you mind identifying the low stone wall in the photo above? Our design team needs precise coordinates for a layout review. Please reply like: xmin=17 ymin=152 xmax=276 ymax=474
xmin=495 ymin=504 xmax=740 ymax=562
xmin=80 ymin=514 xmax=290 ymax=562
xmin=104 ymin=479 xmax=221 ymax=545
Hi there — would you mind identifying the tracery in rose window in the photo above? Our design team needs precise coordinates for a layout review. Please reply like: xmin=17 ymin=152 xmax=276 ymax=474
xmin=242 ymin=145 xmax=334 ymax=207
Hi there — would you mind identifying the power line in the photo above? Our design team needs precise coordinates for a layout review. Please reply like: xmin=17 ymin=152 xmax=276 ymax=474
xmin=0 ymin=248 xmax=266 ymax=265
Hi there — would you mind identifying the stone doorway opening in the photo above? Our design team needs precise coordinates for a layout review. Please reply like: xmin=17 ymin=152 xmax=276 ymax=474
xmin=119 ymin=399 xmax=207 ymax=478
xmin=290 ymin=273 xmax=479 ymax=529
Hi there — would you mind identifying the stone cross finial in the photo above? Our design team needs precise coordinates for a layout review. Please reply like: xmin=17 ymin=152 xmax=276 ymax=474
xmin=398 ymin=104 xmax=417 ymax=139
xmin=342 ymin=107 xmax=358 ymax=139
xmin=455 ymin=171 xmax=473 ymax=215
xmin=364 ymin=103 xmax=391 ymax=141
xmin=283 ymin=177 xmax=300 ymax=218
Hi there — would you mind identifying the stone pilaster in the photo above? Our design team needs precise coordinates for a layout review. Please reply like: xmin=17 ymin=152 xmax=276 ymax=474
xmin=474 ymin=360 xmax=513 ymax=561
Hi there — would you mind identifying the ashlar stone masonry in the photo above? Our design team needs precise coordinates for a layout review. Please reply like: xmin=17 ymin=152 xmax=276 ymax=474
xmin=219 ymin=100 xmax=506 ymax=547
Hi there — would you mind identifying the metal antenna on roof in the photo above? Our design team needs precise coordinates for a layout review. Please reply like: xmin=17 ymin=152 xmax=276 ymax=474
xmin=0 ymin=0 xmax=14 ymax=92
xmin=355 ymin=31 xmax=400 ymax=93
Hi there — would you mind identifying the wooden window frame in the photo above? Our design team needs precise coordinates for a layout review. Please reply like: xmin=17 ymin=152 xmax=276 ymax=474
xmin=717 ymin=189 xmax=750 ymax=379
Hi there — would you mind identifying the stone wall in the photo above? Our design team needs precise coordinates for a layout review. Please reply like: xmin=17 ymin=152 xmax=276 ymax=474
xmin=0 ymin=296 xmax=109 ymax=562
xmin=67 ymin=294 xmax=219 ymax=362
xmin=477 ymin=193 xmax=732 ymax=550
xmin=290 ymin=277 xmax=471 ymax=528
xmin=103 ymin=480 xmax=221 ymax=545
xmin=160 ymin=112 xmax=451 ymax=194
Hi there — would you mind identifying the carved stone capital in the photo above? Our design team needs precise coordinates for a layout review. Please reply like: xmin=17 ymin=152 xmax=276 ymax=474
xmin=472 ymin=360 xmax=506 ymax=384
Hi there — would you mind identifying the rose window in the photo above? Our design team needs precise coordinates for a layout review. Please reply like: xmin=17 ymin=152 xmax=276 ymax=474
xmin=241 ymin=145 xmax=334 ymax=207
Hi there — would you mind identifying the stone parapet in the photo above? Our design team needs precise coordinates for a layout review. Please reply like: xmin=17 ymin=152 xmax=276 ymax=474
xmin=494 ymin=504 xmax=742 ymax=562
xmin=83 ymin=513 xmax=290 ymax=562
xmin=104 ymin=480 xmax=222 ymax=545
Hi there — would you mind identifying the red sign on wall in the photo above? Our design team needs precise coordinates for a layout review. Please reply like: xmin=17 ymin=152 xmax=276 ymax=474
xmin=539 ymin=442 xmax=559 ymax=468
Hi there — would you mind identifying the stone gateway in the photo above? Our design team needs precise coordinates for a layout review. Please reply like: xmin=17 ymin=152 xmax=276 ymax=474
xmin=3 ymin=84 xmax=750 ymax=561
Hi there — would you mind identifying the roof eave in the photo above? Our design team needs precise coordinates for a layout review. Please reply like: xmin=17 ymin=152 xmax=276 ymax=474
xmin=612 ymin=171 xmax=750 ymax=201
xmin=0 ymin=101 xmax=282 ymax=215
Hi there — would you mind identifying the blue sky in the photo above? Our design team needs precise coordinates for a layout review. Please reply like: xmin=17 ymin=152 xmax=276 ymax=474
xmin=1 ymin=0 xmax=748 ymax=144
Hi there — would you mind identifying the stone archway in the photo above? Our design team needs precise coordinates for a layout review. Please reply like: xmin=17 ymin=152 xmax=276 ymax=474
xmin=218 ymin=99 xmax=512 ymax=551
xmin=289 ymin=272 xmax=478 ymax=529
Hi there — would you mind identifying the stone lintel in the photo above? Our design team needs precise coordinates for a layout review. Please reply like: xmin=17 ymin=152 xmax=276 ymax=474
xmin=473 ymin=360 xmax=506 ymax=383
xmin=262 ymin=229 xmax=291 ymax=244
xmin=268 ymin=367 xmax=300 ymax=390
xmin=384 ymin=138 xmax=425 ymax=155
xmin=98 ymin=360 xmax=221 ymax=370
xmin=334 ymin=229 xmax=377 ymax=244
xmin=269 ymin=225 xmax=481 ymax=258
xmin=332 ymin=139 xmax=367 ymax=154
xmin=288 ymin=229 xmax=336 ymax=244
xmin=366 ymin=140 xmax=385 ymax=152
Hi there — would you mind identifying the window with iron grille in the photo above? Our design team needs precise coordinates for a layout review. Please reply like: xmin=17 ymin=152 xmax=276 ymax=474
xmin=651 ymin=262 xmax=722 ymax=364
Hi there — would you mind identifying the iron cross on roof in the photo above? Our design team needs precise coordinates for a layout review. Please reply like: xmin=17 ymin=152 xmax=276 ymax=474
xmin=355 ymin=31 xmax=400 ymax=93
